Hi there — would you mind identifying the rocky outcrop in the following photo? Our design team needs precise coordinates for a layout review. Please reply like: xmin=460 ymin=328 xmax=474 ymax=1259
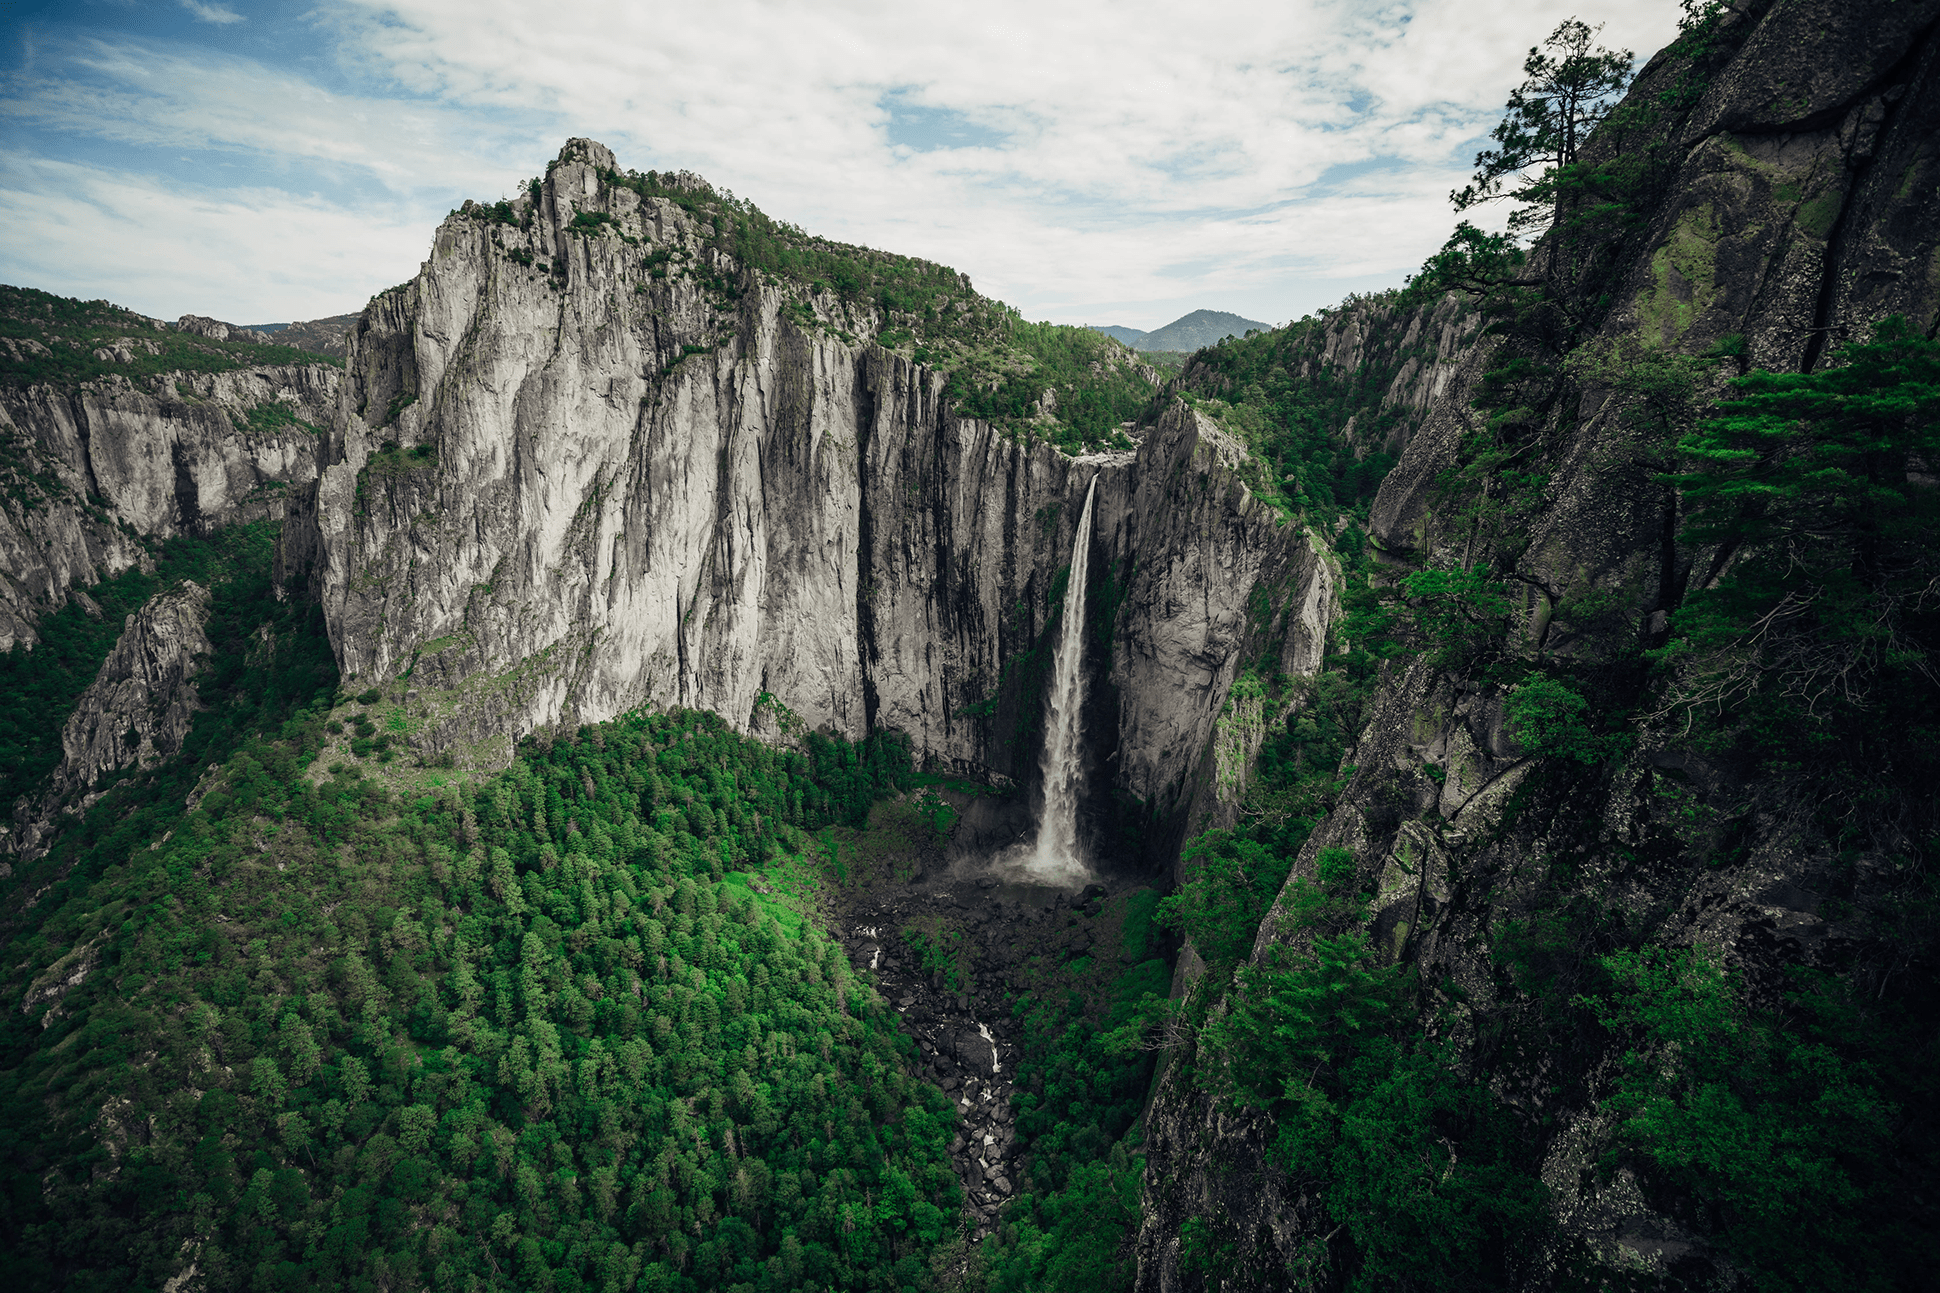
xmin=1137 ymin=1 xmax=1940 ymax=1286
xmin=254 ymin=313 xmax=360 ymax=359
xmin=1374 ymin=0 xmax=1940 ymax=561
xmin=288 ymin=140 xmax=1332 ymax=850
xmin=1180 ymin=289 xmax=1483 ymax=470
xmin=6 ymin=581 xmax=213 ymax=863
xmin=18 ymin=932 xmax=106 ymax=1024
xmin=0 ymin=364 xmax=336 ymax=649
xmin=176 ymin=314 xmax=271 ymax=345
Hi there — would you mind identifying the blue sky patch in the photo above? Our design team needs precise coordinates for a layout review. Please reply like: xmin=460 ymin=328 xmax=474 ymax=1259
xmin=880 ymin=91 xmax=1010 ymax=153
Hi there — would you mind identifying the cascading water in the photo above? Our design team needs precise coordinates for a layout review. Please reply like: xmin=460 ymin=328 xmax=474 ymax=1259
xmin=1019 ymin=477 xmax=1099 ymax=883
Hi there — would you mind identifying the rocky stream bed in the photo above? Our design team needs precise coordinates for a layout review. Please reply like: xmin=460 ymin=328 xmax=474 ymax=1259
xmin=824 ymin=848 xmax=1128 ymax=1238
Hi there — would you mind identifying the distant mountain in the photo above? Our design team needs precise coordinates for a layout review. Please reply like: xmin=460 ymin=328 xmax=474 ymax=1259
xmin=241 ymin=312 xmax=360 ymax=358
xmin=1138 ymin=309 xmax=1272 ymax=351
xmin=1086 ymin=308 xmax=1272 ymax=353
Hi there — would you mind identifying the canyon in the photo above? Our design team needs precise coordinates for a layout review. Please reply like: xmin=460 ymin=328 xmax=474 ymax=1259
xmin=278 ymin=139 xmax=1335 ymax=857
xmin=0 ymin=0 xmax=1935 ymax=1289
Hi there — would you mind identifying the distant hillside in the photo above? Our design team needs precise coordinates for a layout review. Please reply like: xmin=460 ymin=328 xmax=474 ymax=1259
xmin=1086 ymin=308 xmax=1272 ymax=353
xmin=242 ymin=312 xmax=359 ymax=358
xmin=0 ymin=285 xmax=339 ymax=389
xmin=1140 ymin=309 xmax=1271 ymax=351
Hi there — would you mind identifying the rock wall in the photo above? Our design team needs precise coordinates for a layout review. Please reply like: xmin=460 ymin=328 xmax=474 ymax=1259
xmin=1180 ymin=290 xmax=1483 ymax=465
xmin=5 ymin=580 xmax=214 ymax=865
xmin=1136 ymin=0 xmax=1940 ymax=1286
xmin=288 ymin=140 xmax=1331 ymax=841
xmin=0 ymin=364 xmax=337 ymax=649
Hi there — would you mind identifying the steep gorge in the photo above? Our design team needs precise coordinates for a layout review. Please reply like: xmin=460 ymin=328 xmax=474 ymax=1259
xmin=0 ymin=1 xmax=1935 ymax=1288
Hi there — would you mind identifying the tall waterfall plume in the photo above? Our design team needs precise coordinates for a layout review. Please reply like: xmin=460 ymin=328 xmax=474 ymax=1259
xmin=1022 ymin=477 xmax=1099 ymax=883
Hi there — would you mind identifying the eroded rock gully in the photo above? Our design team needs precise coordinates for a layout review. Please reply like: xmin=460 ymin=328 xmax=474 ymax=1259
xmin=827 ymin=865 xmax=1126 ymax=1238
xmin=790 ymin=787 xmax=1141 ymax=1236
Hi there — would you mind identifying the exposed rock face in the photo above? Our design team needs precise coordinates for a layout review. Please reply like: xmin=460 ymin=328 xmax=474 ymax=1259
xmin=288 ymin=140 xmax=1330 ymax=842
xmin=18 ymin=932 xmax=105 ymax=1024
xmin=1182 ymin=290 xmax=1483 ymax=464
xmin=250 ymin=313 xmax=360 ymax=359
xmin=7 ymin=581 xmax=214 ymax=863
xmin=0 ymin=364 xmax=336 ymax=649
xmin=176 ymin=314 xmax=272 ymax=345
xmin=1376 ymin=0 xmax=1940 ymax=559
xmin=1137 ymin=1 xmax=1940 ymax=1286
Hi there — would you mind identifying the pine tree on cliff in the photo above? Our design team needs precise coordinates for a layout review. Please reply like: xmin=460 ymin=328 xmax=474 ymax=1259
xmin=1451 ymin=18 xmax=1635 ymax=239
xmin=1416 ymin=17 xmax=1634 ymax=314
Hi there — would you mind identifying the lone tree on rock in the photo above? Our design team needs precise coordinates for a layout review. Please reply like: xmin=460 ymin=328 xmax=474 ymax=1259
xmin=1414 ymin=18 xmax=1636 ymax=318
xmin=1453 ymin=17 xmax=1635 ymax=240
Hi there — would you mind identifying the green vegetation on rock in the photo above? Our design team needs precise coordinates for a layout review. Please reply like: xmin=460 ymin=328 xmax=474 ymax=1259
xmin=1179 ymin=288 xmax=1476 ymax=519
xmin=0 ymin=286 xmax=340 ymax=388
xmin=0 ymin=522 xmax=325 ymax=813
xmin=579 ymin=170 xmax=1155 ymax=456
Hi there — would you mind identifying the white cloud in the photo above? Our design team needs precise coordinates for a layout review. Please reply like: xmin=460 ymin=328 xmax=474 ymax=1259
xmin=322 ymin=0 xmax=1683 ymax=324
xmin=1 ymin=35 xmax=526 ymax=197
xmin=0 ymin=154 xmax=433 ymax=322
xmin=179 ymin=0 xmax=245 ymax=25
xmin=0 ymin=0 xmax=1686 ymax=326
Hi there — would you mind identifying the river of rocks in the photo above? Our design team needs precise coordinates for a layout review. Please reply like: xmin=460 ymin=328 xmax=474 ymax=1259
xmin=830 ymin=871 xmax=1114 ymax=1236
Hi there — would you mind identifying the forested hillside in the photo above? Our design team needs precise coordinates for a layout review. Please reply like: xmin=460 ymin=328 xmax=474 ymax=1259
xmin=1176 ymin=288 xmax=1481 ymax=519
xmin=1 ymin=592 xmax=962 ymax=1290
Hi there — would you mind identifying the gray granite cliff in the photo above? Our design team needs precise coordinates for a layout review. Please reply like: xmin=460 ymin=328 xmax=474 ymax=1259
xmin=0 ymin=364 xmax=336 ymax=649
xmin=283 ymin=139 xmax=1334 ymax=844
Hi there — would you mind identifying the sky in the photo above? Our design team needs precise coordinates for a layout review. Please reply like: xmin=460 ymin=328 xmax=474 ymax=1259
xmin=0 ymin=0 xmax=1684 ymax=331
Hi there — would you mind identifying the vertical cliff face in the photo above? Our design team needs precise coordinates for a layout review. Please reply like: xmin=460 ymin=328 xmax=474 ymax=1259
xmin=5 ymin=580 xmax=214 ymax=865
xmin=289 ymin=139 xmax=1331 ymax=839
xmin=1136 ymin=1 xmax=1940 ymax=1287
xmin=0 ymin=364 xmax=336 ymax=649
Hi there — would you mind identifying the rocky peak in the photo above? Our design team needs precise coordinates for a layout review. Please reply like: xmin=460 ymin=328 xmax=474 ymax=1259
xmin=554 ymin=136 xmax=618 ymax=172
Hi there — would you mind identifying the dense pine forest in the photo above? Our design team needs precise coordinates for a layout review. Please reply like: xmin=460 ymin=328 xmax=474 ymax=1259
xmin=0 ymin=542 xmax=955 ymax=1290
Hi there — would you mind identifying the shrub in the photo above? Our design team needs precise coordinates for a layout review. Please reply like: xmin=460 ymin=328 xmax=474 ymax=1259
xmin=1504 ymin=674 xmax=1627 ymax=764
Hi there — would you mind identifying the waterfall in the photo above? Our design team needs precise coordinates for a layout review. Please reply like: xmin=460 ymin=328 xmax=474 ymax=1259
xmin=1022 ymin=477 xmax=1098 ymax=883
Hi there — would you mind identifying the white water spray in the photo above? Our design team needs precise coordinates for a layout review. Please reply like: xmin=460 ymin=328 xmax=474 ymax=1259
xmin=1019 ymin=477 xmax=1099 ymax=883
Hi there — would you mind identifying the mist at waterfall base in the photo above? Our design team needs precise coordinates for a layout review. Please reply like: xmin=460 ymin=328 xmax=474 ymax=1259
xmin=991 ymin=478 xmax=1100 ymax=889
